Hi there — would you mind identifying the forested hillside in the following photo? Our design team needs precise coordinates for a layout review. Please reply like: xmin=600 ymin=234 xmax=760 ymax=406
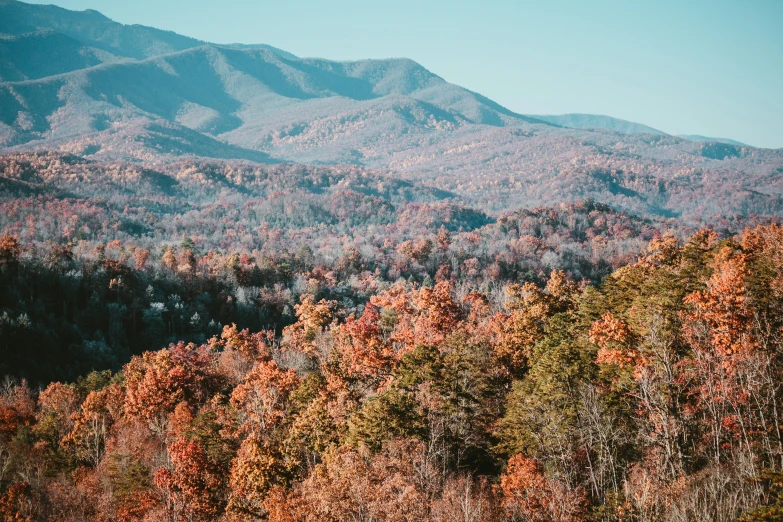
xmin=2 ymin=225 xmax=783 ymax=521
xmin=0 ymin=151 xmax=668 ymax=384
xmin=1 ymin=153 xmax=782 ymax=522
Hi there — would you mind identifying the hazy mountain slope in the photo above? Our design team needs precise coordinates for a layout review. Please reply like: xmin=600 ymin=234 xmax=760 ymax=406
xmin=0 ymin=0 xmax=298 ymax=80
xmin=529 ymin=113 xmax=750 ymax=148
xmin=0 ymin=30 xmax=123 ymax=81
xmin=0 ymin=0 xmax=203 ymax=59
xmin=37 ymin=120 xmax=279 ymax=163
xmin=218 ymin=43 xmax=299 ymax=60
xmin=0 ymin=43 xmax=536 ymax=147
xmin=677 ymin=134 xmax=747 ymax=147
xmin=531 ymin=113 xmax=666 ymax=135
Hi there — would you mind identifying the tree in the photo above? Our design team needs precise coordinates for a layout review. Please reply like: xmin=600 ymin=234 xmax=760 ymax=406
xmin=283 ymin=294 xmax=339 ymax=356
xmin=0 ymin=482 xmax=36 ymax=522
xmin=226 ymin=435 xmax=286 ymax=519
xmin=62 ymin=383 xmax=124 ymax=465
xmin=133 ymin=247 xmax=150 ymax=271
xmin=154 ymin=437 xmax=225 ymax=522
xmin=0 ymin=236 xmax=19 ymax=267
xmin=123 ymin=342 xmax=220 ymax=435
xmin=296 ymin=439 xmax=433 ymax=522
xmin=230 ymin=360 xmax=299 ymax=437
xmin=500 ymin=454 xmax=586 ymax=522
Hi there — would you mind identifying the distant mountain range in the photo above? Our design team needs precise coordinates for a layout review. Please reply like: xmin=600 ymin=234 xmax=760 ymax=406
xmin=531 ymin=114 xmax=745 ymax=146
xmin=531 ymin=114 xmax=666 ymax=137
xmin=0 ymin=0 xmax=781 ymax=222
xmin=674 ymin=134 xmax=747 ymax=147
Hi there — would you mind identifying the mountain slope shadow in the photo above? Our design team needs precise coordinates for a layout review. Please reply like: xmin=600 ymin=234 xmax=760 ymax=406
xmin=81 ymin=47 xmax=243 ymax=132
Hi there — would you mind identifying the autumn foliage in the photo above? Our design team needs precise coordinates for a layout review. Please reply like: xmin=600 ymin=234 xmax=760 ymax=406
xmin=4 ymin=224 xmax=783 ymax=521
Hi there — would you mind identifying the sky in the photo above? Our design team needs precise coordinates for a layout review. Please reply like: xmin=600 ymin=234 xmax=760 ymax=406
xmin=27 ymin=0 xmax=783 ymax=148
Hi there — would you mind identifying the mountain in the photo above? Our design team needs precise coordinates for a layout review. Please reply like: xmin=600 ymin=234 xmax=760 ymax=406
xmin=676 ymin=134 xmax=747 ymax=147
xmin=528 ymin=113 xmax=752 ymax=148
xmin=529 ymin=113 xmax=667 ymax=136
xmin=0 ymin=0 xmax=782 ymax=223
xmin=0 ymin=30 xmax=125 ymax=81
xmin=0 ymin=0 xmax=203 ymax=60
xmin=0 ymin=43 xmax=539 ymax=148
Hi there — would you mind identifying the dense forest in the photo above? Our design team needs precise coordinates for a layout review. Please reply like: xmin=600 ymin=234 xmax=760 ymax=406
xmin=4 ymin=205 xmax=783 ymax=520
xmin=1 ymin=152 xmax=672 ymax=382
xmin=3 ymin=152 xmax=783 ymax=521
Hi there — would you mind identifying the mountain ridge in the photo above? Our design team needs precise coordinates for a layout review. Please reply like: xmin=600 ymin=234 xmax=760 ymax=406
xmin=0 ymin=0 xmax=764 ymax=149
xmin=0 ymin=42 xmax=539 ymax=146
xmin=1 ymin=0 xmax=782 ymax=224
xmin=676 ymin=134 xmax=747 ymax=147
xmin=530 ymin=113 xmax=667 ymax=136
xmin=0 ymin=0 xmax=204 ymax=59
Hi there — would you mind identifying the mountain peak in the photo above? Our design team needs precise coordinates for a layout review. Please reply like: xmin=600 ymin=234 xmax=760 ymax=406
xmin=81 ymin=8 xmax=110 ymax=21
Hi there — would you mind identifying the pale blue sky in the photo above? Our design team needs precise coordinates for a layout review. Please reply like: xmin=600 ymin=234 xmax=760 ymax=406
xmin=28 ymin=0 xmax=783 ymax=148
